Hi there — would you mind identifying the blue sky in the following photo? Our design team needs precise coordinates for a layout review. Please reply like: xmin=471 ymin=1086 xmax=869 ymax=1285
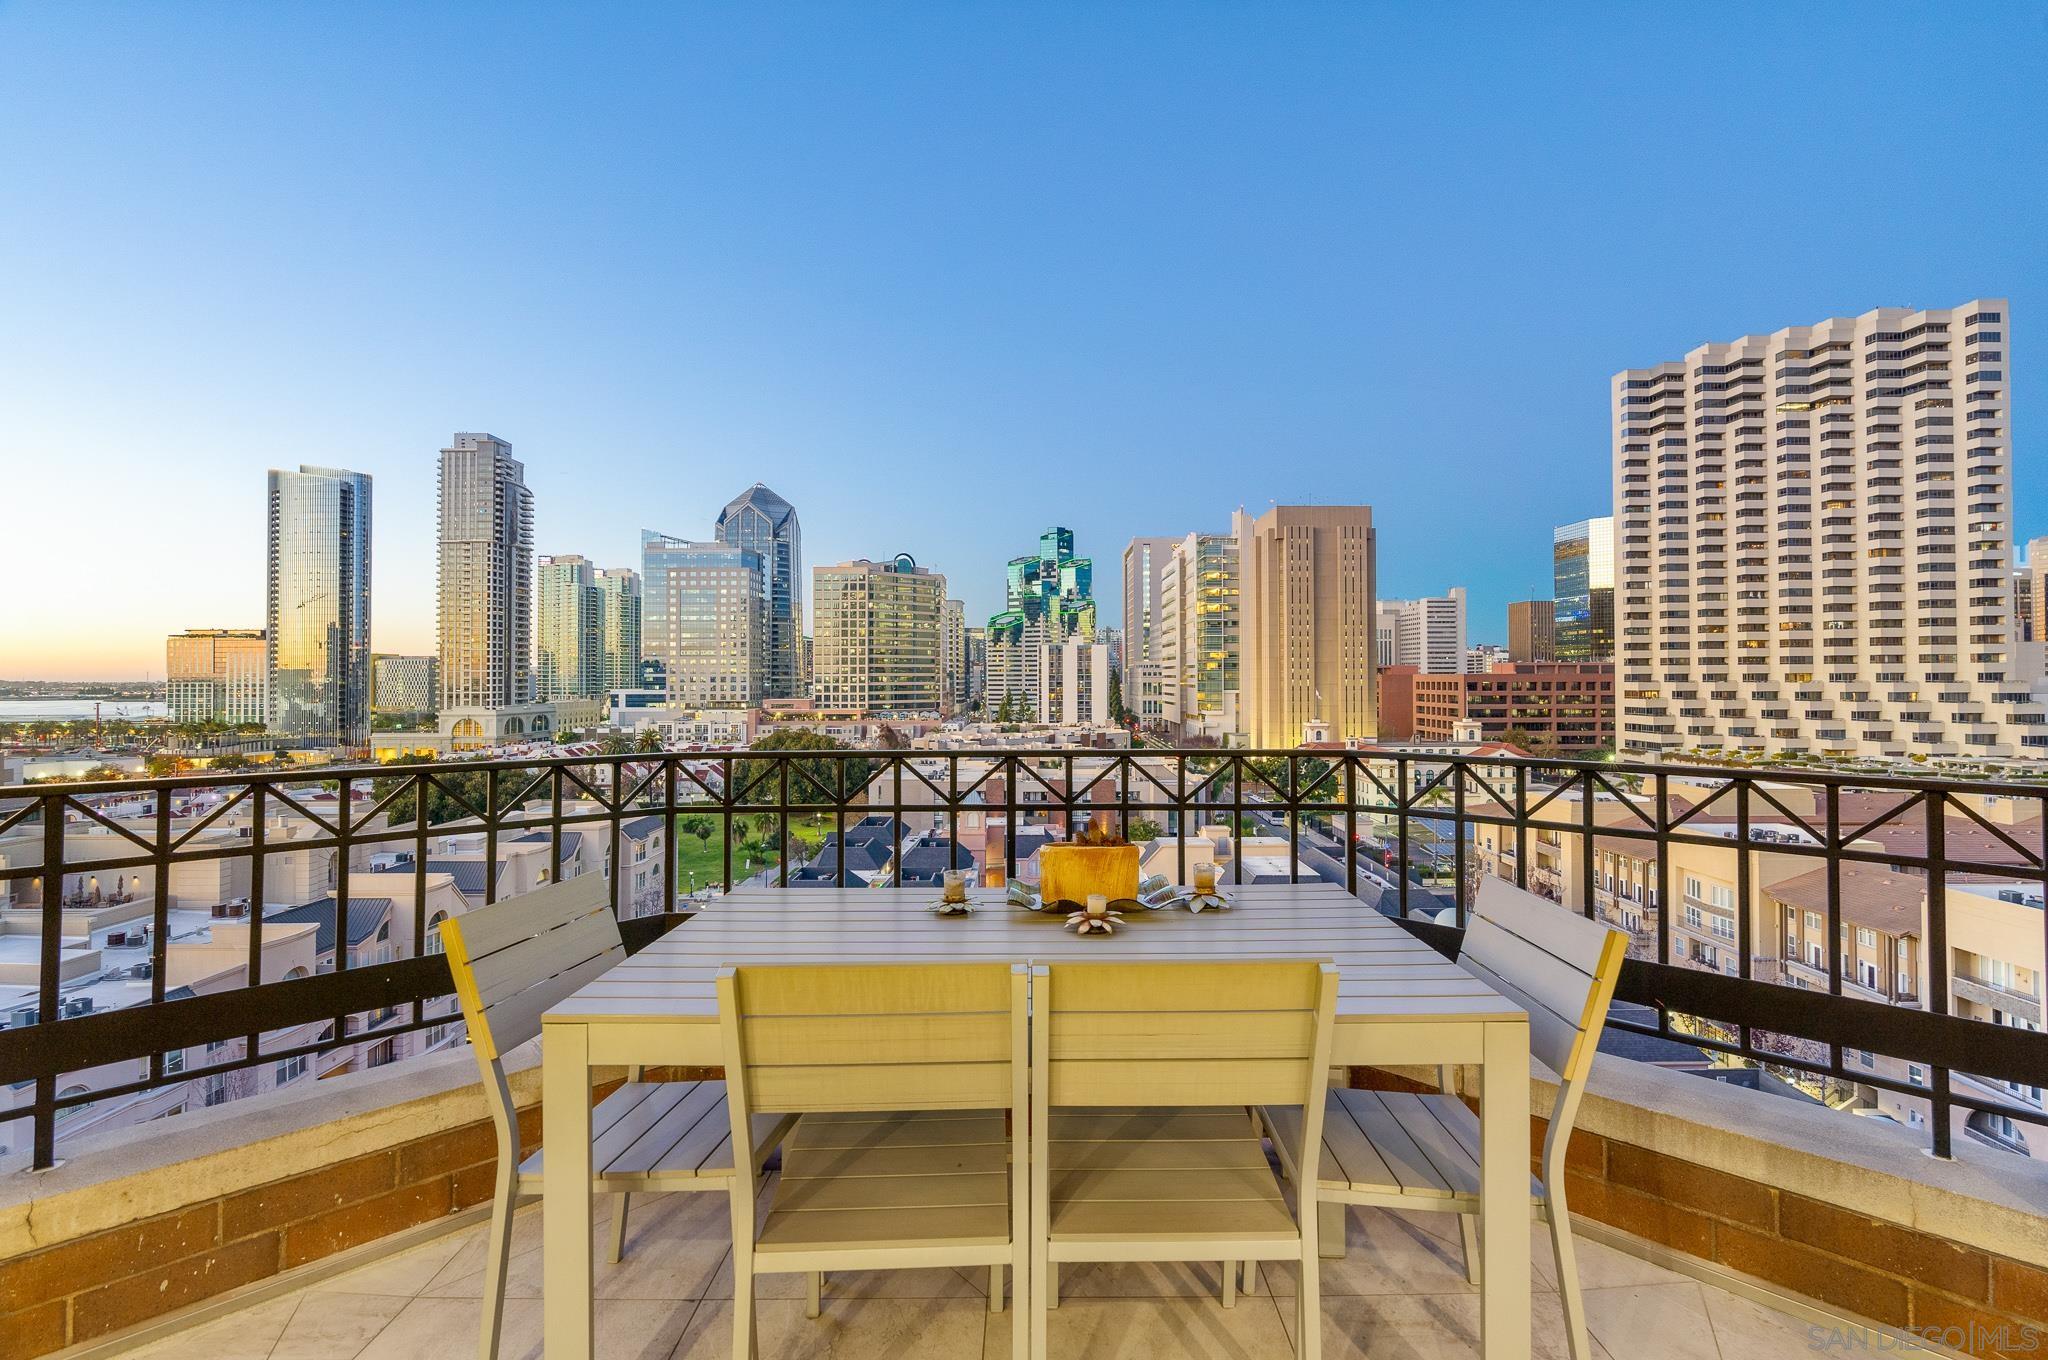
xmin=1 ymin=3 xmax=2042 ymax=678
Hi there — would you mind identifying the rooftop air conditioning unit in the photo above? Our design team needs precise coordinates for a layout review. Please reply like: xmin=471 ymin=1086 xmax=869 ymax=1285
xmin=61 ymin=996 xmax=93 ymax=1018
xmin=129 ymin=962 xmax=153 ymax=979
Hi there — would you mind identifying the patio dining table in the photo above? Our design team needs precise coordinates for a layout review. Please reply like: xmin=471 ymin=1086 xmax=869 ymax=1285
xmin=539 ymin=881 xmax=1532 ymax=1359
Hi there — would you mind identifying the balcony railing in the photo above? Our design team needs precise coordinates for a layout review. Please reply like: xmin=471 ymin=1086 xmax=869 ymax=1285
xmin=2 ymin=747 xmax=2046 ymax=1169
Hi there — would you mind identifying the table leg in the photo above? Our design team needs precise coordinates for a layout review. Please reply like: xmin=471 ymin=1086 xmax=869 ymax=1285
xmin=1479 ymin=1019 xmax=1531 ymax=1360
xmin=543 ymin=1022 xmax=594 ymax=1360
xmin=1318 ymin=1201 xmax=1346 ymax=1258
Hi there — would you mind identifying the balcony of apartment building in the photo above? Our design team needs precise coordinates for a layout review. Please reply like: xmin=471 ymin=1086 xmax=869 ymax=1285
xmin=4 ymin=751 xmax=2048 ymax=1360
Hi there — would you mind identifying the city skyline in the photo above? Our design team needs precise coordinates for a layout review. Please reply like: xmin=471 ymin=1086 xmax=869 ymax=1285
xmin=2 ymin=7 xmax=2038 ymax=680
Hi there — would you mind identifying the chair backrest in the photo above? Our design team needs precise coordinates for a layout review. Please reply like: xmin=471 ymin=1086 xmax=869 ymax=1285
xmin=1034 ymin=959 xmax=1338 ymax=1109
xmin=716 ymin=961 xmax=1028 ymax=1115
xmin=437 ymin=873 xmax=624 ymax=1063
xmin=1458 ymin=876 xmax=1629 ymax=1090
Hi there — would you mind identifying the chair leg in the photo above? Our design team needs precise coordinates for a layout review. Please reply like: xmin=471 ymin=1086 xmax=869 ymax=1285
xmin=1012 ymin=1244 xmax=1030 ymax=1360
xmin=989 ymin=1263 xmax=1003 ymax=1313
xmin=476 ymin=1179 xmax=517 ymax=1360
xmin=1549 ymin=1208 xmax=1593 ymax=1360
xmin=1458 ymin=1213 xmax=1482 ymax=1287
xmin=1297 ymin=1243 xmax=1322 ymax=1360
xmin=1029 ymin=1253 xmax=1050 ymax=1360
xmin=607 ymin=1192 xmax=630 ymax=1264
xmin=1048 ymin=1260 xmax=1059 ymax=1309
xmin=805 ymin=1269 xmax=822 ymax=1319
xmin=1222 ymin=1260 xmax=1236 ymax=1308
xmin=1242 ymin=1259 xmax=1257 ymax=1295
xmin=728 ymin=1189 xmax=757 ymax=1360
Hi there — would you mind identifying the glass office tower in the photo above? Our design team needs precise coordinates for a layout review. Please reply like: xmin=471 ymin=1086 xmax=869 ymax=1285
xmin=266 ymin=465 xmax=372 ymax=749
xmin=714 ymin=484 xmax=801 ymax=700
xmin=1553 ymin=517 xmax=1614 ymax=661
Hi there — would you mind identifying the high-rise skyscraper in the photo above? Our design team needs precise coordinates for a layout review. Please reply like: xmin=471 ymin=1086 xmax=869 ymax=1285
xmin=2024 ymin=536 xmax=2048 ymax=646
xmin=1157 ymin=531 xmax=1239 ymax=738
xmin=437 ymin=433 xmax=533 ymax=712
xmin=1122 ymin=536 xmax=1177 ymax=671
xmin=266 ymin=465 xmax=372 ymax=749
xmin=370 ymin=654 xmax=438 ymax=715
xmin=1234 ymin=504 xmax=1376 ymax=747
xmin=1553 ymin=518 xmax=1615 ymax=661
xmin=594 ymin=567 xmax=643 ymax=694
xmin=715 ymin=484 xmax=802 ymax=700
xmin=813 ymin=555 xmax=946 ymax=714
xmin=1508 ymin=600 xmax=1556 ymax=662
xmin=940 ymin=598 xmax=969 ymax=716
xmin=1377 ymin=590 xmax=1468 ymax=674
xmin=536 ymin=554 xmax=603 ymax=700
xmin=641 ymin=532 xmax=767 ymax=708
xmin=167 ymin=629 xmax=267 ymax=727
xmin=988 ymin=526 xmax=1097 ymax=716
xmin=1614 ymin=300 xmax=2044 ymax=757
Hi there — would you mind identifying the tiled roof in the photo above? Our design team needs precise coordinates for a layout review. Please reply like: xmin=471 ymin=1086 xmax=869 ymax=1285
xmin=422 ymin=859 xmax=495 ymax=899
xmin=267 ymin=898 xmax=391 ymax=955
xmin=620 ymin=815 xmax=664 ymax=840
xmin=1762 ymin=864 xmax=1924 ymax=936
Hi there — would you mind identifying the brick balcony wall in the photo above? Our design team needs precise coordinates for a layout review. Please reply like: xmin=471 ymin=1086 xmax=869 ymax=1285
xmin=3 ymin=1063 xmax=2045 ymax=1359
xmin=1349 ymin=1066 xmax=2048 ymax=1360
xmin=0 ymin=1066 xmax=717 ymax=1360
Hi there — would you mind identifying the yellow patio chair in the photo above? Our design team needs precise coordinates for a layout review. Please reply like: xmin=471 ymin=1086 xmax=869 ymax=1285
xmin=1030 ymin=959 xmax=1339 ymax=1360
xmin=1260 ymin=876 xmax=1628 ymax=1360
xmin=716 ymin=961 xmax=1031 ymax=1359
xmin=438 ymin=875 xmax=794 ymax=1360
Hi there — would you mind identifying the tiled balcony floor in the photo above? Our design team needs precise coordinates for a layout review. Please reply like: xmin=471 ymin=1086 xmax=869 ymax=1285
xmin=124 ymin=1184 xmax=1828 ymax=1360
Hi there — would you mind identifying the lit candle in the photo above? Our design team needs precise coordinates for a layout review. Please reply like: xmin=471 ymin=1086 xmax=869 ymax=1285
xmin=943 ymin=869 xmax=968 ymax=905
xmin=1086 ymin=892 xmax=1108 ymax=920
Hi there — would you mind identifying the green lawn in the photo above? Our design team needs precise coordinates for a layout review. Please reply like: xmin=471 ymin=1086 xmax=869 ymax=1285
xmin=671 ymin=812 xmax=834 ymax=894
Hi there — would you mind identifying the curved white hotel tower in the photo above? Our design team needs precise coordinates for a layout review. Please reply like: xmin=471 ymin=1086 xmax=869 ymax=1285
xmin=1614 ymin=300 xmax=2045 ymax=759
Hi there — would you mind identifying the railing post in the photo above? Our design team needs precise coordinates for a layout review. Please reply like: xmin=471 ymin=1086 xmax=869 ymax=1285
xmin=607 ymin=756 xmax=623 ymax=917
xmin=1926 ymin=790 xmax=1953 ymax=1160
xmin=1453 ymin=763 xmax=1467 ymax=927
xmin=1175 ymin=755 xmax=1188 ymax=886
xmin=1578 ymin=768 xmax=1596 ymax=920
xmin=246 ymin=783 xmax=267 ymax=1067
xmin=1343 ymin=755 xmax=1357 ymax=899
xmin=333 ymin=774 xmax=352 ymax=1050
xmin=1287 ymin=754 xmax=1300 ymax=885
xmin=891 ymin=756 xmax=904 ymax=883
xmin=1825 ymin=783 xmax=1844 ymax=1089
xmin=1733 ymin=776 xmax=1751 ymax=1059
xmin=35 ymin=791 xmax=63 ymax=1168
xmin=1395 ymin=755 xmax=1410 ymax=917
xmin=1654 ymin=768 xmax=1672 ymax=1037
xmin=1231 ymin=755 xmax=1244 ymax=887
xmin=661 ymin=757 xmax=678 ymax=916
xmin=1004 ymin=755 xmax=1018 ymax=883
xmin=413 ymin=770 xmax=429 ymax=1023
xmin=1512 ymin=763 xmax=1528 ymax=892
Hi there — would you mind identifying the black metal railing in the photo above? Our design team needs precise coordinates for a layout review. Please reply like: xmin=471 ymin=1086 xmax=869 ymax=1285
xmin=2 ymin=748 xmax=2045 ymax=1169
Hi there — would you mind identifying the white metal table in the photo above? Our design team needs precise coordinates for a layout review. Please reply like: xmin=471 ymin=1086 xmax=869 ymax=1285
xmin=540 ymin=882 xmax=1531 ymax=1358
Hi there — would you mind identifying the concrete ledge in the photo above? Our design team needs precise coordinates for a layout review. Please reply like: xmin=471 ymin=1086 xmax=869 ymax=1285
xmin=1565 ymin=1058 xmax=2048 ymax=1268
xmin=0 ymin=1046 xmax=537 ymax=1260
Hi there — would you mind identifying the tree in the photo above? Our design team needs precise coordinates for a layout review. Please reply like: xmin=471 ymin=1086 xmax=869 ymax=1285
xmin=210 ymin=753 xmax=252 ymax=771
xmin=145 ymin=752 xmax=190 ymax=778
xmin=1107 ymin=666 xmax=1127 ymax=724
xmin=635 ymin=727 xmax=664 ymax=753
xmin=370 ymin=755 xmax=541 ymax=827
xmin=731 ymin=728 xmax=874 ymax=808
xmin=1127 ymin=817 xmax=1161 ymax=842
xmin=679 ymin=814 xmax=715 ymax=845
